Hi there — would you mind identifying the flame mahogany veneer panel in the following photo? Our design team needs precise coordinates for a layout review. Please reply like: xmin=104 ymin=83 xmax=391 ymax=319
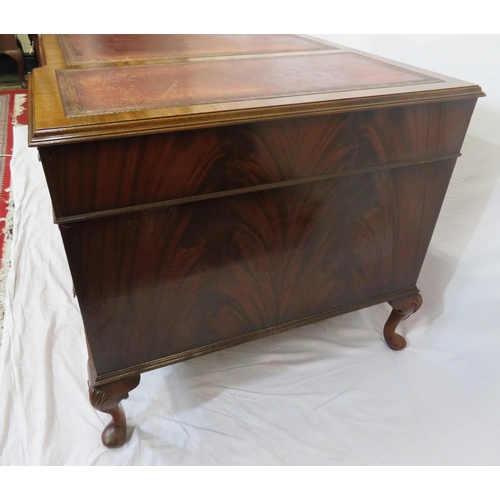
xmin=59 ymin=159 xmax=455 ymax=375
xmin=40 ymin=100 xmax=475 ymax=221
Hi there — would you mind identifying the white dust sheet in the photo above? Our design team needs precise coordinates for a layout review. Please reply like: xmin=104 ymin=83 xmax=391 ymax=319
xmin=1 ymin=35 xmax=500 ymax=465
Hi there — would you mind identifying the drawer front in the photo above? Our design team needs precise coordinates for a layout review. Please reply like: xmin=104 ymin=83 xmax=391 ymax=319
xmin=60 ymin=158 xmax=456 ymax=375
xmin=40 ymin=99 xmax=476 ymax=221
xmin=355 ymin=99 xmax=477 ymax=167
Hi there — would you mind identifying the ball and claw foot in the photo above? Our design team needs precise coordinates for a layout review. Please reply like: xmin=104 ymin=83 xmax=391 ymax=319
xmin=89 ymin=374 xmax=141 ymax=448
xmin=383 ymin=293 xmax=423 ymax=351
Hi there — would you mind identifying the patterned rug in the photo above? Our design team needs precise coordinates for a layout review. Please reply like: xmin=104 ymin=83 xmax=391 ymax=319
xmin=0 ymin=93 xmax=10 ymax=222
xmin=0 ymin=90 xmax=28 ymax=344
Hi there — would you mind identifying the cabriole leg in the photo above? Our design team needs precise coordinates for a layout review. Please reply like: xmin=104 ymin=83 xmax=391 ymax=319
xmin=89 ymin=374 xmax=141 ymax=448
xmin=383 ymin=293 xmax=423 ymax=351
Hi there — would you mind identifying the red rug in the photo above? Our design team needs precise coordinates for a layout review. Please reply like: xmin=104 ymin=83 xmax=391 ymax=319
xmin=0 ymin=89 xmax=28 ymax=336
xmin=0 ymin=89 xmax=28 ymax=261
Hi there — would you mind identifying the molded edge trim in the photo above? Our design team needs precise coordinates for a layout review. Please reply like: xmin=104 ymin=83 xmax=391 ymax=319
xmin=28 ymin=87 xmax=484 ymax=147
xmin=54 ymin=154 xmax=460 ymax=225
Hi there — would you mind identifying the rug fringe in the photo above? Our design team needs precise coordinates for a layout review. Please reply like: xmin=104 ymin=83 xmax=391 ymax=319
xmin=12 ymin=94 xmax=28 ymax=127
xmin=0 ymin=186 xmax=14 ymax=344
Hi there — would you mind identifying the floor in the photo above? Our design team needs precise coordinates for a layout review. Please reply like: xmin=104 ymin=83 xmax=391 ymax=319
xmin=0 ymin=73 xmax=23 ymax=91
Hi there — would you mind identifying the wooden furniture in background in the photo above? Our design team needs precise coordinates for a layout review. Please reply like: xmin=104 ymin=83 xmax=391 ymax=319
xmin=28 ymin=35 xmax=484 ymax=447
xmin=28 ymin=35 xmax=40 ymax=67
xmin=0 ymin=34 xmax=27 ymax=88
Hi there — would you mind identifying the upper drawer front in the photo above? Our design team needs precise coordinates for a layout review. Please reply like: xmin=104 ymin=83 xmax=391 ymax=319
xmin=355 ymin=99 xmax=477 ymax=167
xmin=40 ymin=99 xmax=476 ymax=221
xmin=40 ymin=113 xmax=358 ymax=220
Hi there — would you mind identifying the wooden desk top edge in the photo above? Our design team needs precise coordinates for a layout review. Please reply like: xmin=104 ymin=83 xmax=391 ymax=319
xmin=29 ymin=35 xmax=485 ymax=147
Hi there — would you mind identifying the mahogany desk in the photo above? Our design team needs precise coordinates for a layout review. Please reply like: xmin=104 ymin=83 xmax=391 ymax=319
xmin=28 ymin=35 xmax=483 ymax=448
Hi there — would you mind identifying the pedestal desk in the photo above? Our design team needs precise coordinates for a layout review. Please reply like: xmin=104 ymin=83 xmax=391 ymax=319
xmin=28 ymin=35 xmax=484 ymax=448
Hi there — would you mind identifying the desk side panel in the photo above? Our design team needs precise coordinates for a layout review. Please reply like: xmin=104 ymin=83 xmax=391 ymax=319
xmin=59 ymin=159 xmax=455 ymax=376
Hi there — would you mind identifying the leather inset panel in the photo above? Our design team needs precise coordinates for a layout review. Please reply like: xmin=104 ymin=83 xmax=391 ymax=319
xmin=56 ymin=52 xmax=442 ymax=117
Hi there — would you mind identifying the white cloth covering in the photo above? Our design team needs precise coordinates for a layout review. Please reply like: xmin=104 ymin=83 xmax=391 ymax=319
xmin=1 ymin=35 xmax=500 ymax=465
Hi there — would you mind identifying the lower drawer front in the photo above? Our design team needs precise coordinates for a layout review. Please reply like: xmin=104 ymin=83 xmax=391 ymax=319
xmin=59 ymin=158 xmax=456 ymax=375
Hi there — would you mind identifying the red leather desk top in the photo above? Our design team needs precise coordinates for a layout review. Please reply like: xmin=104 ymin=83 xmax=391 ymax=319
xmin=56 ymin=52 xmax=441 ymax=117
xmin=29 ymin=35 xmax=484 ymax=146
